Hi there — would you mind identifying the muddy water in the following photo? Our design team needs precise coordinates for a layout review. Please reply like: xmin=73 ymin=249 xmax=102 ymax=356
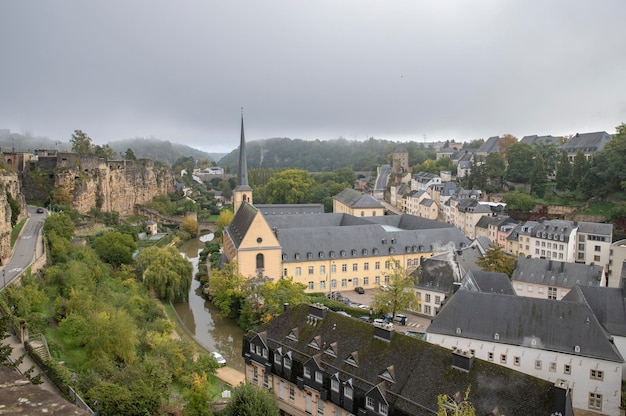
xmin=174 ymin=238 xmax=245 ymax=372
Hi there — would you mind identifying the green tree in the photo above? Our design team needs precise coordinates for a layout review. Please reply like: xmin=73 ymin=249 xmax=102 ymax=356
xmin=503 ymin=191 xmax=535 ymax=212
xmin=70 ymin=130 xmax=95 ymax=154
xmin=371 ymin=260 xmax=417 ymax=318
xmin=571 ymin=151 xmax=590 ymax=197
xmin=505 ymin=142 xmax=534 ymax=183
xmin=183 ymin=372 xmax=212 ymax=416
xmin=0 ymin=316 xmax=15 ymax=367
xmin=223 ymin=382 xmax=280 ymax=416
xmin=181 ymin=215 xmax=199 ymax=238
xmin=94 ymin=144 xmax=115 ymax=159
xmin=92 ymin=232 xmax=137 ymax=267
xmin=555 ymin=151 xmax=572 ymax=191
xmin=265 ymin=169 xmax=315 ymax=204
xmin=137 ymin=246 xmax=193 ymax=302
xmin=485 ymin=153 xmax=506 ymax=181
xmin=44 ymin=213 xmax=75 ymax=241
xmin=6 ymin=192 xmax=20 ymax=227
xmin=477 ymin=245 xmax=516 ymax=277
xmin=125 ymin=148 xmax=137 ymax=160
xmin=259 ymin=277 xmax=307 ymax=321
xmin=530 ymin=154 xmax=547 ymax=198
xmin=605 ymin=123 xmax=626 ymax=192
xmin=208 ymin=262 xmax=246 ymax=319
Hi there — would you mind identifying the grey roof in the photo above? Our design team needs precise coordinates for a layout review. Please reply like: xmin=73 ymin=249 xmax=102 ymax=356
xmin=224 ymin=201 xmax=258 ymax=249
xmin=520 ymin=135 xmax=560 ymax=147
xmin=473 ymin=237 xmax=492 ymax=254
xmin=563 ymin=285 xmax=626 ymax=337
xmin=430 ymin=182 xmax=456 ymax=196
xmin=461 ymin=270 xmax=516 ymax=295
xmin=576 ymin=221 xmax=613 ymax=236
xmin=476 ymin=136 xmax=500 ymax=153
xmin=512 ymin=257 xmax=604 ymax=289
xmin=413 ymin=171 xmax=439 ymax=183
xmin=428 ymin=290 xmax=624 ymax=362
xmin=559 ymin=131 xmax=612 ymax=154
xmin=419 ymin=199 xmax=434 ymax=207
xmin=256 ymin=204 xmax=325 ymax=216
xmin=456 ymin=198 xmax=492 ymax=213
xmin=422 ymin=244 xmax=485 ymax=284
xmin=245 ymin=303 xmax=559 ymax=416
xmin=394 ymin=143 xmax=408 ymax=153
xmin=333 ymin=188 xmax=383 ymax=209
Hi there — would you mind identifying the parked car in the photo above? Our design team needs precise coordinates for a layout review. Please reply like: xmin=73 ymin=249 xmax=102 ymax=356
xmin=373 ymin=318 xmax=393 ymax=329
xmin=380 ymin=285 xmax=389 ymax=291
xmin=327 ymin=291 xmax=341 ymax=300
xmin=354 ymin=286 xmax=365 ymax=294
xmin=336 ymin=311 xmax=351 ymax=317
xmin=36 ymin=208 xmax=44 ymax=214
xmin=211 ymin=351 xmax=227 ymax=366
xmin=358 ymin=316 xmax=371 ymax=322
xmin=393 ymin=314 xmax=407 ymax=325
xmin=340 ymin=297 xmax=352 ymax=305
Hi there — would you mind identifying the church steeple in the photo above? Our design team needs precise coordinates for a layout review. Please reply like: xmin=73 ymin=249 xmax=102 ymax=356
xmin=233 ymin=111 xmax=252 ymax=213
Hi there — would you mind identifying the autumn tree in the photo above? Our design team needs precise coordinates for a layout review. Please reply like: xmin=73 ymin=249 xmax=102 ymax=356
xmin=371 ymin=260 xmax=417 ymax=318
xmin=215 ymin=209 xmax=234 ymax=236
xmin=477 ymin=245 xmax=515 ymax=277
xmin=498 ymin=134 xmax=517 ymax=159
xmin=259 ymin=277 xmax=307 ymax=321
xmin=181 ymin=215 xmax=199 ymax=238
xmin=437 ymin=387 xmax=476 ymax=416
xmin=70 ymin=130 xmax=95 ymax=154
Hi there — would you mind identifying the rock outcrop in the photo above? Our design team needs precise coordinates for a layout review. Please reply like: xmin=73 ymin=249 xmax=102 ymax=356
xmin=0 ymin=170 xmax=26 ymax=265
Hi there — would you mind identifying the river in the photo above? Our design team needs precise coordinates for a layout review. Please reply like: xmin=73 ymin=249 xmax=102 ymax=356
xmin=174 ymin=237 xmax=245 ymax=372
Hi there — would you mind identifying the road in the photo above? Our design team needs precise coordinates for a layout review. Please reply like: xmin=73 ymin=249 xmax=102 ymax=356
xmin=1 ymin=206 xmax=46 ymax=290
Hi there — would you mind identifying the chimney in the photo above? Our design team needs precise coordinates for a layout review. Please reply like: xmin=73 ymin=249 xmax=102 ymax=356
xmin=373 ymin=325 xmax=395 ymax=342
xmin=283 ymin=303 xmax=290 ymax=312
xmin=560 ymin=262 xmax=565 ymax=274
xmin=451 ymin=349 xmax=474 ymax=372
xmin=308 ymin=303 xmax=327 ymax=320
xmin=552 ymin=379 xmax=572 ymax=416
xmin=547 ymin=260 xmax=552 ymax=271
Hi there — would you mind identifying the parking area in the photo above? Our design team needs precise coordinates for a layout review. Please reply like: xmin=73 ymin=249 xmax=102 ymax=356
xmin=330 ymin=287 xmax=431 ymax=333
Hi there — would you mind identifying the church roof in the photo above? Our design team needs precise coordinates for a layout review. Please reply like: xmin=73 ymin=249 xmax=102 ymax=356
xmin=256 ymin=204 xmax=325 ymax=216
xmin=224 ymin=201 xmax=258 ymax=249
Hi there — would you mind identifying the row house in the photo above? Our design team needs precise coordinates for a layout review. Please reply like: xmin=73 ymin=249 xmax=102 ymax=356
xmin=506 ymin=219 xmax=613 ymax=272
xmin=427 ymin=290 xmax=624 ymax=415
xmin=511 ymin=257 xmax=605 ymax=300
xmin=402 ymin=190 xmax=427 ymax=216
xmin=474 ymin=215 xmax=517 ymax=248
xmin=560 ymin=131 xmax=612 ymax=161
xmin=243 ymin=303 xmax=570 ymax=416
xmin=608 ymin=239 xmax=626 ymax=288
xmin=410 ymin=171 xmax=441 ymax=192
xmin=448 ymin=198 xmax=492 ymax=240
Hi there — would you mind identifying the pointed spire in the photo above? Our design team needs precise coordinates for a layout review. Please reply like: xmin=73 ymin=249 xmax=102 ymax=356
xmin=238 ymin=110 xmax=249 ymax=188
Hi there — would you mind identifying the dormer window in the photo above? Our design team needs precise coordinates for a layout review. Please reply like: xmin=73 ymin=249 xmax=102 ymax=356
xmin=295 ymin=253 xmax=300 ymax=260
xmin=319 ymin=251 xmax=325 ymax=258
xmin=340 ymin=250 xmax=346 ymax=257
xmin=494 ymin=332 xmax=500 ymax=340
xmin=362 ymin=249 xmax=368 ymax=255
xmin=343 ymin=381 xmax=353 ymax=399
xmin=373 ymin=248 xmax=379 ymax=255
xmin=324 ymin=343 xmax=337 ymax=357
xmin=344 ymin=352 xmax=358 ymax=367
xmin=282 ymin=253 xmax=287 ymax=261
xmin=330 ymin=251 xmax=335 ymax=258
xmin=308 ymin=336 xmax=321 ymax=350
xmin=284 ymin=352 xmax=292 ymax=369
xmin=331 ymin=377 xmax=340 ymax=392
xmin=307 ymin=252 xmax=313 ymax=259
xmin=351 ymin=249 xmax=357 ymax=256
xmin=304 ymin=367 xmax=311 ymax=379
xmin=287 ymin=328 xmax=298 ymax=341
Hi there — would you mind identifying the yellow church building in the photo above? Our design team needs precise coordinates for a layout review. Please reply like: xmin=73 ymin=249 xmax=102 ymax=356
xmin=222 ymin=116 xmax=470 ymax=292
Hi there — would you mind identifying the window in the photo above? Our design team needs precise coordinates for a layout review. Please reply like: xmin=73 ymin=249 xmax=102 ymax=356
xmin=289 ymin=385 xmax=295 ymax=401
xmin=366 ymin=396 xmax=375 ymax=410
xmin=308 ymin=266 xmax=314 ymax=275
xmin=527 ymin=285 xmax=533 ymax=293
xmin=353 ymin=263 xmax=358 ymax=272
xmin=341 ymin=264 xmax=347 ymax=272
xmin=320 ymin=265 xmax=326 ymax=274
xmin=284 ymin=356 xmax=292 ymax=369
xmin=341 ymin=279 xmax=347 ymax=288
xmin=385 ymin=260 xmax=391 ymax=269
xmin=295 ymin=267 xmax=301 ymax=276
xmin=549 ymin=362 xmax=556 ymax=372
xmin=564 ymin=364 xmax=571 ymax=374
xmin=344 ymin=385 xmax=353 ymax=399
xmin=379 ymin=403 xmax=388 ymax=416
xmin=253 ymin=366 xmax=258 ymax=383
xmin=274 ymin=354 xmax=281 ymax=365
xmin=424 ymin=305 xmax=431 ymax=314
xmin=317 ymin=398 xmax=324 ymax=416
xmin=514 ymin=356 xmax=520 ymax=366
xmin=375 ymin=261 xmax=381 ymax=270
xmin=488 ymin=352 xmax=494 ymax=361
xmin=304 ymin=367 xmax=311 ymax=379
xmin=315 ymin=371 xmax=323 ymax=383
xmin=353 ymin=278 xmax=359 ymax=286
xmin=256 ymin=253 xmax=264 ymax=270
xmin=589 ymin=392 xmax=602 ymax=411
xmin=548 ymin=287 xmax=557 ymax=300
xmin=263 ymin=372 xmax=269 ymax=388
xmin=283 ymin=268 xmax=288 ymax=277
xmin=535 ymin=360 xmax=542 ymax=370
xmin=331 ymin=279 xmax=337 ymax=288
xmin=590 ymin=369 xmax=604 ymax=380
xmin=425 ymin=294 xmax=431 ymax=302
xmin=594 ymin=255 xmax=601 ymax=262
xmin=363 ymin=277 xmax=369 ymax=286
xmin=375 ymin=276 xmax=380 ymax=284
xmin=595 ymin=245 xmax=601 ymax=252
xmin=364 ymin=262 xmax=369 ymax=271
xmin=331 ymin=378 xmax=339 ymax=392
xmin=320 ymin=280 xmax=326 ymax=289
xmin=435 ymin=296 xmax=441 ymax=305
xmin=308 ymin=282 xmax=314 ymax=290
xmin=578 ymin=243 xmax=585 ymax=251
xmin=331 ymin=264 xmax=337 ymax=273
xmin=500 ymin=354 xmax=507 ymax=364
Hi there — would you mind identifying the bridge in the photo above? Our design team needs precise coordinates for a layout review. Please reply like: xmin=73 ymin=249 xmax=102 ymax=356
xmin=134 ymin=205 xmax=216 ymax=232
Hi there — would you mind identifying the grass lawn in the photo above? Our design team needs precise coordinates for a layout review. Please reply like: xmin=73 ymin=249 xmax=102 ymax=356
xmin=578 ymin=201 xmax=616 ymax=217
xmin=10 ymin=219 xmax=26 ymax=248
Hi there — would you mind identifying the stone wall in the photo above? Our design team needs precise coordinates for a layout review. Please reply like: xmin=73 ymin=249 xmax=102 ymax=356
xmin=21 ymin=154 xmax=174 ymax=216
xmin=0 ymin=171 xmax=27 ymax=265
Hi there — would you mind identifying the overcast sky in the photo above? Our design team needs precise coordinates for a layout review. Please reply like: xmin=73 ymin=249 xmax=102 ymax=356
xmin=1 ymin=1 xmax=625 ymax=153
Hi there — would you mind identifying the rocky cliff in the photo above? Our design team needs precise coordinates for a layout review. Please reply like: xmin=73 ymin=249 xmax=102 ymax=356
xmin=0 ymin=170 xmax=27 ymax=265
xmin=23 ymin=153 xmax=174 ymax=216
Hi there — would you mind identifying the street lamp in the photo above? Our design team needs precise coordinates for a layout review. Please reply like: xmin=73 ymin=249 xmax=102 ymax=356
xmin=3 ymin=270 xmax=5 ymax=288
xmin=71 ymin=372 xmax=77 ymax=405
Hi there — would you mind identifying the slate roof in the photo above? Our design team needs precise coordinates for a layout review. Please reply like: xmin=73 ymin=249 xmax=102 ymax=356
xmin=245 ymin=303 xmax=558 ymax=416
xmin=333 ymin=188 xmax=384 ymax=209
xmin=559 ymin=131 xmax=612 ymax=154
xmin=461 ymin=270 xmax=516 ymax=295
xmin=428 ymin=290 xmax=624 ymax=363
xmin=576 ymin=221 xmax=613 ymax=236
xmin=224 ymin=201 xmax=259 ymax=249
xmin=413 ymin=172 xmax=440 ymax=183
xmin=512 ymin=257 xmax=604 ymax=289
xmin=256 ymin=203 xmax=325 ymax=216
xmin=563 ymin=285 xmax=626 ymax=337
xmin=420 ymin=244 xmax=484 ymax=284
xmin=520 ymin=135 xmax=560 ymax=147
xmin=476 ymin=136 xmax=500 ymax=153
xmin=456 ymin=199 xmax=492 ymax=213
xmin=419 ymin=199 xmax=434 ymax=207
